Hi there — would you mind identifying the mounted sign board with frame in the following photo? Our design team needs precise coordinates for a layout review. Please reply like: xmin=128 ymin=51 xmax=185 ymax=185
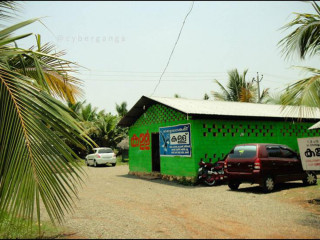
xmin=297 ymin=137 xmax=320 ymax=171
xmin=159 ymin=123 xmax=191 ymax=157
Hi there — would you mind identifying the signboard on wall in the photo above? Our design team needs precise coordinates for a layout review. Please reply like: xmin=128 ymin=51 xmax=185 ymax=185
xmin=297 ymin=137 xmax=320 ymax=171
xmin=159 ymin=124 xmax=191 ymax=157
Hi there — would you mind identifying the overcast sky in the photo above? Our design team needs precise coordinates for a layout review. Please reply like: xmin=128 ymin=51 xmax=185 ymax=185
xmin=15 ymin=1 xmax=320 ymax=114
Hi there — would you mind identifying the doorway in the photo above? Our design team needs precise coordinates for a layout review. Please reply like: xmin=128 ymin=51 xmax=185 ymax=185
xmin=152 ymin=133 xmax=160 ymax=172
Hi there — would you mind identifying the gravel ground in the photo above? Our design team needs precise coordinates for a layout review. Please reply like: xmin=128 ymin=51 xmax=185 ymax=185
xmin=43 ymin=165 xmax=320 ymax=239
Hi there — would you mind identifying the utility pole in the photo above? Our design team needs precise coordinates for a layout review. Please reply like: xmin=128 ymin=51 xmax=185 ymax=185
xmin=252 ymin=72 xmax=263 ymax=103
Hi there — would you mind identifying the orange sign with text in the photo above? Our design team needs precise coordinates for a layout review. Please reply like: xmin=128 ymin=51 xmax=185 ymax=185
xmin=131 ymin=130 xmax=150 ymax=150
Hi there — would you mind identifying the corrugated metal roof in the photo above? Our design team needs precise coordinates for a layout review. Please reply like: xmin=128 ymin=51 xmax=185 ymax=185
xmin=118 ymin=96 xmax=320 ymax=127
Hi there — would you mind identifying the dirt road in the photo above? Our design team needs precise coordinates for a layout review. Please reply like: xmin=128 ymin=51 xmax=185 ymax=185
xmin=50 ymin=165 xmax=320 ymax=239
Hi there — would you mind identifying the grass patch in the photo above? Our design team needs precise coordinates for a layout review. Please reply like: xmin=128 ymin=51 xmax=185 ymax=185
xmin=116 ymin=156 xmax=129 ymax=166
xmin=0 ymin=213 xmax=63 ymax=239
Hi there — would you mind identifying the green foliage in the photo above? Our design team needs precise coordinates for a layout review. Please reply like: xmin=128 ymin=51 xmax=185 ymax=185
xmin=280 ymin=67 xmax=320 ymax=117
xmin=0 ymin=212 xmax=62 ymax=239
xmin=115 ymin=101 xmax=128 ymax=117
xmin=212 ymin=69 xmax=269 ymax=103
xmin=116 ymin=156 xmax=129 ymax=165
xmin=66 ymin=101 xmax=128 ymax=157
xmin=279 ymin=1 xmax=320 ymax=60
xmin=278 ymin=2 xmax=320 ymax=116
xmin=0 ymin=2 xmax=93 ymax=234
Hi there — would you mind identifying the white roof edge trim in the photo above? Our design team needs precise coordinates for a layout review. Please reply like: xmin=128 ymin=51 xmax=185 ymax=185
xmin=309 ymin=121 xmax=320 ymax=130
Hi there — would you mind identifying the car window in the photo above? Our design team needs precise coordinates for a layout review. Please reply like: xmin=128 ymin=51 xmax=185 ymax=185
xmin=98 ymin=149 xmax=113 ymax=153
xmin=266 ymin=146 xmax=282 ymax=157
xmin=280 ymin=148 xmax=297 ymax=158
xmin=228 ymin=145 xmax=257 ymax=159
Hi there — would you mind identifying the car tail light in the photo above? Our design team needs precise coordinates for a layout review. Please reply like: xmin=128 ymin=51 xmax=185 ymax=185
xmin=113 ymin=153 xmax=116 ymax=158
xmin=97 ymin=154 xmax=101 ymax=158
xmin=224 ymin=160 xmax=227 ymax=169
xmin=254 ymin=158 xmax=261 ymax=170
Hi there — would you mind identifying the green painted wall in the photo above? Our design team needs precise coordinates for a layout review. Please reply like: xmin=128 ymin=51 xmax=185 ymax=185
xmin=129 ymin=104 xmax=196 ymax=177
xmin=129 ymin=104 xmax=320 ymax=178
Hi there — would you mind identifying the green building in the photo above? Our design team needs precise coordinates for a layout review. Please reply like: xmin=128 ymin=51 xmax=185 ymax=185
xmin=118 ymin=96 xmax=320 ymax=182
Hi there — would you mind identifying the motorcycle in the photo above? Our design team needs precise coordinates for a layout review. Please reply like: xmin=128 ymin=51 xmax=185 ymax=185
xmin=198 ymin=159 xmax=226 ymax=186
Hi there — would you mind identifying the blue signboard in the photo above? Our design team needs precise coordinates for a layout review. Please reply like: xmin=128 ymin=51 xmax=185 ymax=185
xmin=159 ymin=124 xmax=191 ymax=157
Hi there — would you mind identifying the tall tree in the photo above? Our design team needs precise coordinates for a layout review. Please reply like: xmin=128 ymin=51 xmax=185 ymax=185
xmin=0 ymin=2 xmax=93 ymax=232
xmin=212 ymin=69 xmax=269 ymax=103
xmin=115 ymin=101 xmax=128 ymax=117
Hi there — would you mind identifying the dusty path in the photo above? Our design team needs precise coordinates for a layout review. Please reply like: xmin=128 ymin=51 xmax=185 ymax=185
xmin=48 ymin=165 xmax=320 ymax=239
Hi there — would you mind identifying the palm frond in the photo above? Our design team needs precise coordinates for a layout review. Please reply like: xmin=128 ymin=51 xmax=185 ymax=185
xmin=280 ymin=66 xmax=320 ymax=118
xmin=212 ymin=79 xmax=231 ymax=101
xmin=279 ymin=1 xmax=320 ymax=59
xmin=6 ymin=37 xmax=83 ymax=104
xmin=0 ymin=2 xmax=20 ymax=25
xmin=0 ymin=68 xmax=93 ymax=229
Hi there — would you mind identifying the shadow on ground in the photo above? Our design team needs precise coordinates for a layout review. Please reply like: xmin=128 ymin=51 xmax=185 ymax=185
xmin=117 ymin=173 xmax=229 ymax=189
xmin=117 ymin=173 xmax=319 ymax=193
xmin=86 ymin=164 xmax=115 ymax=168
xmin=232 ymin=182 xmax=314 ymax=194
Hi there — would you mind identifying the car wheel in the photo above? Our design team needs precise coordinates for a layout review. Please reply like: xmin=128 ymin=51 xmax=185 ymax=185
xmin=303 ymin=172 xmax=317 ymax=186
xmin=228 ymin=181 xmax=240 ymax=190
xmin=262 ymin=176 xmax=275 ymax=193
xmin=111 ymin=163 xmax=116 ymax=167
xmin=94 ymin=160 xmax=98 ymax=167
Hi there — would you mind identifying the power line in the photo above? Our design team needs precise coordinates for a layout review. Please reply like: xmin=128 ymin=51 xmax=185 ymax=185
xmin=78 ymin=74 xmax=228 ymax=78
xmin=80 ymin=70 xmax=228 ymax=74
xmin=150 ymin=1 xmax=195 ymax=96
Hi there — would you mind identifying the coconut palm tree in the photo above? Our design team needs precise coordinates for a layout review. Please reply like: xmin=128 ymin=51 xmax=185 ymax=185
xmin=212 ymin=69 xmax=269 ymax=103
xmin=0 ymin=3 xmax=93 ymax=232
xmin=93 ymin=114 xmax=125 ymax=148
xmin=115 ymin=101 xmax=128 ymax=117
xmin=278 ymin=1 xmax=320 ymax=116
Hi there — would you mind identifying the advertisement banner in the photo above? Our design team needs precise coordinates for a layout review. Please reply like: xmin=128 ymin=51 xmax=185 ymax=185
xmin=297 ymin=137 xmax=320 ymax=171
xmin=159 ymin=124 xmax=191 ymax=157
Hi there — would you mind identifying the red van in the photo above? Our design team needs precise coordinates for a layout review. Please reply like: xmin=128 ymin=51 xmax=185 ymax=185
xmin=224 ymin=143 xmax=318 ymax=192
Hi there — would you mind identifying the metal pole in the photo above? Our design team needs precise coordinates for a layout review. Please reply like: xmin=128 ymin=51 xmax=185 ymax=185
xmin=252 ymin=72 xmax=263 ymax=103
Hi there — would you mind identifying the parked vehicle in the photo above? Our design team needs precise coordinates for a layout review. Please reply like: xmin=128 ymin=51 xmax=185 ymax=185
xmin=224 ymin=143 xmax=317 ymax=193
xmin=198 ymin=160 xmax=226 ymax=186
xmin=85 ymin=147 xmax=117 ymax=167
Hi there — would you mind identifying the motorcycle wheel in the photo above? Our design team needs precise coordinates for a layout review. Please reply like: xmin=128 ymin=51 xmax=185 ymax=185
xmin=204 ymin=176 xmax=216 ymax=186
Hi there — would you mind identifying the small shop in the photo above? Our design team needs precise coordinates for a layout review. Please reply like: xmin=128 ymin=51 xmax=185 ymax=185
xmin=118 ymin=96 xmax=320 ymax=182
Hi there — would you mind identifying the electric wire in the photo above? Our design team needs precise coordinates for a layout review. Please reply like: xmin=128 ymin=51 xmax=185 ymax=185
xmin=150 ymin=1 xmax=195 ymax=96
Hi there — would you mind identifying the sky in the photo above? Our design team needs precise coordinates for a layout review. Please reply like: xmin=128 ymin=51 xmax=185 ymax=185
xmin=14 ymin=1 xmax=320 ymax=114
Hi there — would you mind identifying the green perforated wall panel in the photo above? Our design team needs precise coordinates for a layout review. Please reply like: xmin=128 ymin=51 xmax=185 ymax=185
xmin=192 ymin=119 xmax=320 ymax=165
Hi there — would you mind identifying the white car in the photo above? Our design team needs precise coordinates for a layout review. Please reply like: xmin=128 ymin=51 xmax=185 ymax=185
xmin=85 ymin=147 xmax=117 ymax=167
